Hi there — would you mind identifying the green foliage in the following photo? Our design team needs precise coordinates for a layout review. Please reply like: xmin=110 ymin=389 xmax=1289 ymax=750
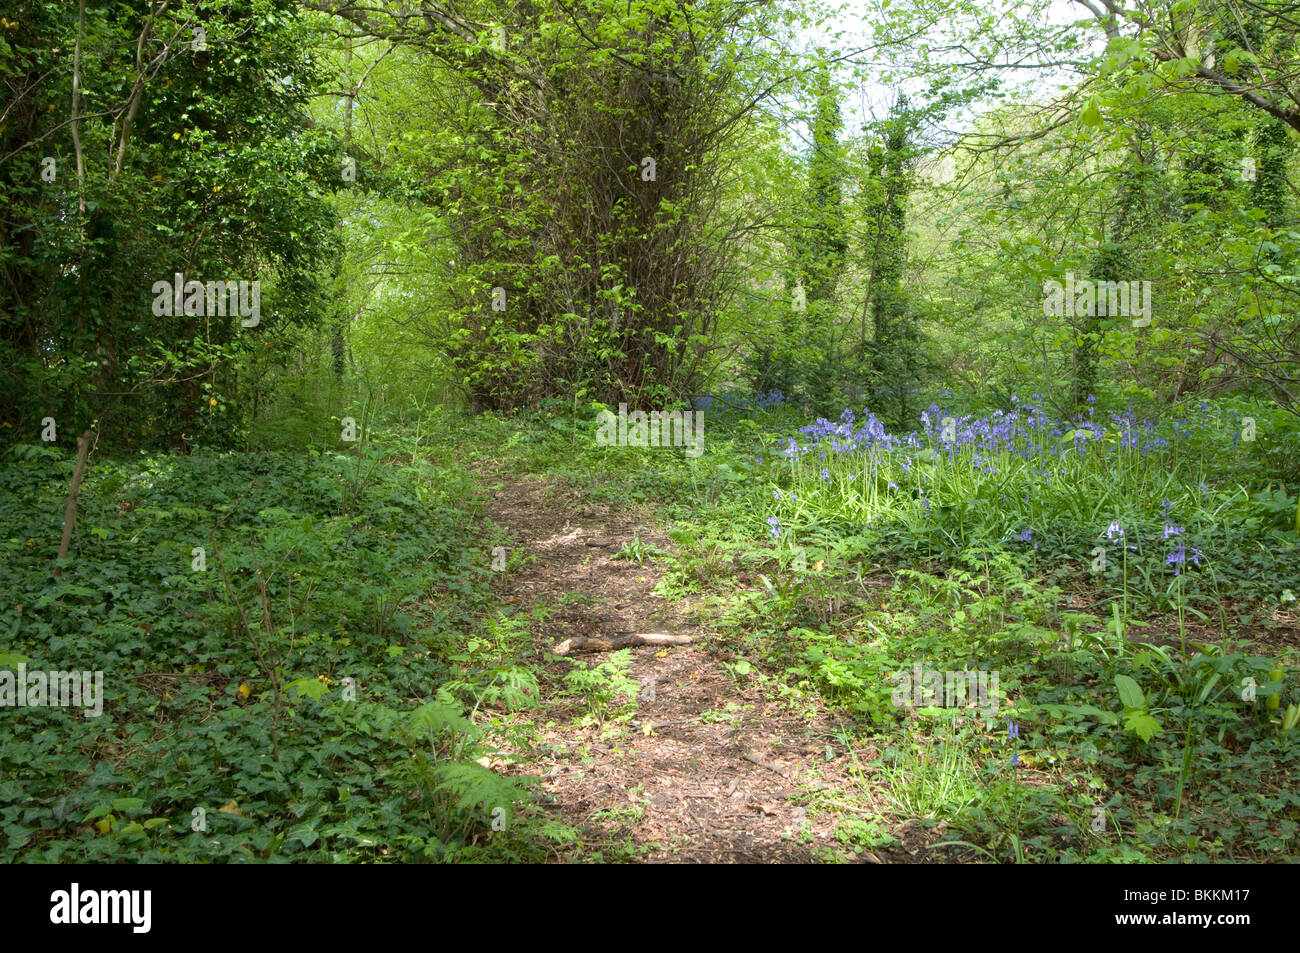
xmin=564 ymin=649 xmax=638 ymax=723
xmin=0 ymin=0 xmax=342 ymax=451
xmin=4 ymin=0 xmax=1300 ymax=868
xmin=0 ymin=428 xmax=545 ymax=861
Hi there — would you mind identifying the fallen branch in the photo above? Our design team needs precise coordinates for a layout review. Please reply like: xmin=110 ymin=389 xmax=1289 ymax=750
xmin=743 ymin=751 xmax=788 ymax=778
xmin=552 ymin=632 xmax=692 ymax=655
xmin=631 ymin=716 xmax=700 ymax=730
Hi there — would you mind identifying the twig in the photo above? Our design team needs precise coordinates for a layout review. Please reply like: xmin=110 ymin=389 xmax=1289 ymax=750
xmin=743 ymin=752 xmax=789 ymax=778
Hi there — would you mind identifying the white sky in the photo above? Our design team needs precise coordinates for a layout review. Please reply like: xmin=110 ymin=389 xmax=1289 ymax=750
xmin=783 ymin=0 xmax=1101 ymax=151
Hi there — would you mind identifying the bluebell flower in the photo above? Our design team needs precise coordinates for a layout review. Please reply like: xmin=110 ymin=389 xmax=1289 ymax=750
xmin=766 ymin=516 xmax=781 ymax=539
xmin=1106 ymin=522 xmax=1124 ymax=541
xmin=1007 ymin=719 xmax=1019 ymax=740
xmin=1019 ymin=528 xmax=1033 ymax=543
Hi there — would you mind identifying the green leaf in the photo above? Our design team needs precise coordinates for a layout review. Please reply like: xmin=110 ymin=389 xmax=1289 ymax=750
xmin=284 ymin=676 xmax=329 ymax=701
xmin=1123 ymin=710 xmax=1163 ymax=742
xmin=1115 ymin=674 xmax=1145 ymax=709
xmin=82 ymin=803 xmax=114 ymax=821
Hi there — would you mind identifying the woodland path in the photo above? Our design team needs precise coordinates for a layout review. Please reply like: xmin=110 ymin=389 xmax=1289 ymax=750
xmin=473 ymin=462 xmax=908 ymax=863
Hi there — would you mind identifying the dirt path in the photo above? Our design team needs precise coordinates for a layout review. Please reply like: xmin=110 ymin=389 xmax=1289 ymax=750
xmin=475 ymin=464 xmax=869 ymax=862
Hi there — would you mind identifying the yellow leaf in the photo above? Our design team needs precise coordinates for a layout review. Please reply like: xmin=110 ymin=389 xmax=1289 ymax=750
xmin=237 ymin=682 xmax=250 ymax=699
xmin=218 ymin=800 xmax=242 ymax=816
xmin=95 ymin=817 xmax=112 ymax=835
xmin=172 ymin=132 xmax=181 ymax=140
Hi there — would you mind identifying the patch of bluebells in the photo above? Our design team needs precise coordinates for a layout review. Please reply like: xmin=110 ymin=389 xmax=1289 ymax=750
xmin=691 ymin=389 xmax=785 ymax=413
xmin=767 ymin=395 xmax=1228 ymax=558
xmin=785 ymin=396 xmax=1180 ymax=473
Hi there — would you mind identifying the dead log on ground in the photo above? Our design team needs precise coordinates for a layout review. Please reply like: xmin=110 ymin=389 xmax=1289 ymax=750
xmin=552 ymin=632 xmax=692 ymax=655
